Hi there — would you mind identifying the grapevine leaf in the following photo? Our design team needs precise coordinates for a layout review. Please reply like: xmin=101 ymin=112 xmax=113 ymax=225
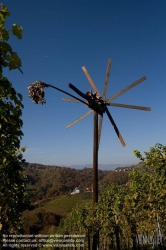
xmin=17 ymin=93 xmax=23 ymax=101
xmin=5 ymin=52 xmax=22 ymax=70
xmin=12 ymin=24 xmax=23 ymax=39
xmin=0 ymin=13 xmax=5 ymax=26
xmin=0 ymin=41 xmax=12 ymax=53
xmin=0 ymin=4 xmax=10 ymax=18
xmin=0 ymin=28 xmax=9 ymax=40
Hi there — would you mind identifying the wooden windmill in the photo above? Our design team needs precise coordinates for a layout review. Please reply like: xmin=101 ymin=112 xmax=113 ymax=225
xmin=28 ymin=58 xmax=151 ymax=250
xmin=62 ymin=58 xmax=151 ymax=204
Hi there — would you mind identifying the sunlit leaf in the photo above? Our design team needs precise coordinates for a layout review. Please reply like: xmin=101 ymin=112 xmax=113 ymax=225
xmin=12 ymin=24 xmax=23 ymax=39
xmin=0 ymin=28 xmax=9 ymax=40
xmin=0 ymin=13 xmax=5 ymax=26
xmin=5 ymin=52 xmax=22 ymax=70
xmin=0 ymin=4 xmax=10 ymax=18
xmin=3 ymin=158 xmax=6 ymax=164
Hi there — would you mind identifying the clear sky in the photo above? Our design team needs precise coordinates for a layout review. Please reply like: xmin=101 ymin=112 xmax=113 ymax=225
xmin=4 ymin=0 xmax=166 ymax=167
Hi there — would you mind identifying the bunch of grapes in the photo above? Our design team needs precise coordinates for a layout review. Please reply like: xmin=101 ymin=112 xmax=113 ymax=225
xmin=27 ymin=81 xmax=48 ymax=104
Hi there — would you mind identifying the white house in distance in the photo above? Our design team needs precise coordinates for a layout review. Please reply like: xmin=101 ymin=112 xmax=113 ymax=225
xmin=70 ymin=187 xmax=80 ymax=195
xmin=86 ymin=186 xmax=93 ymax=193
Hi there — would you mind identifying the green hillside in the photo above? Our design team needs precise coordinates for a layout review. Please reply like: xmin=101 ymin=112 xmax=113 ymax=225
xmin=21 ymin=162 xmax=147 ymax=235
xmin=42 ymin=193 xmax=92 ymax=216
xmin=22 ymin=193 xmax=92 ymax=234
xmin=21 ymin=162 xmax=133 ymax=204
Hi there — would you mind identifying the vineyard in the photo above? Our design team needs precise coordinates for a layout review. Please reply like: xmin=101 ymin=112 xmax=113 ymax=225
xmin=53 ymin=144 xmax=166 ymax=250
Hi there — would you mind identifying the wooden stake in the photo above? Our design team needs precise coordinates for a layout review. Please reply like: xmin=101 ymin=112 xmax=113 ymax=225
xmin=92 ymin=110 xmax=98 ymax=250
xmin=93 ymin=110 xmax=98 ymax=204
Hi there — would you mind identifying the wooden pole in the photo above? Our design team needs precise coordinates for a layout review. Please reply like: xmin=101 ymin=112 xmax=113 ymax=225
xmin=92 ymin=110 xmax=98 ymax=250
xmin=93 ymin=110 xmax=98 ymax=204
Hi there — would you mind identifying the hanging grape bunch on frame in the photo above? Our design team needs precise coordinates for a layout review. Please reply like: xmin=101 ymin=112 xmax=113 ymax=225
xmin=28 ymin=81 xmax=48 ymax=104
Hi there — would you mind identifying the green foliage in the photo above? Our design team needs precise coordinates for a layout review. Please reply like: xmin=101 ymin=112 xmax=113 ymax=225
xmin=22 ymin=195 xmax=91 ymax=237
xmin=133 ymin=143 xmax=166 ymax=229
xmin=57 ymin=144 xmax=166 ymax=249
xmin=99 ymin=171 xmax=129 ymax=188
xmin=0 ymin=3 xmax=29 ymax=235
xmin=0 ymin=4 xmax=23 ymax=75
xmin=42 ymin=194 xmax=92 ymax=217
xmin=12 ymin=24 xmax=23 ymax=39
xmin=22 ymin=209 xmax=62 ymax=235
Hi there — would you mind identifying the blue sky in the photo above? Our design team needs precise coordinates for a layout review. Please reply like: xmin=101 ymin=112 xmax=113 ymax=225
xmin=3 ymin=0 xmax=166 ymax=167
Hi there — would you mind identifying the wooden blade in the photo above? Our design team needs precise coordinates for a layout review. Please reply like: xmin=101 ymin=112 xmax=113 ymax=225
xmin=107 ymin=76 xmax=146 ymax=102
xmin=62 ymin=97 xmax=81 ymax=103
xmin=68 ymin=83 xmax=89 ymax=100
xmin=98 ymin=114 xmax=103 ymax=150
xmin=107 ymin=102 xmax=151 ymax=111
xmin=62 ymin=97 xmax=88 ymax=104
xmin=68 ymin=83 xmax=105 ymax=113
xmin=66 ymin=110 xmax=93 ymax=128
xmin=105 ymin=107 xmax=126 ymax=147
xmin=102 ymin=58 xmax=112 ymax=99
xmin=82 ymin=66 xmax=100 ymax=96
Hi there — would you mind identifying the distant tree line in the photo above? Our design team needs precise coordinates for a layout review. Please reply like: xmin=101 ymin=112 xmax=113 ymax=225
xmin=23 ymin=163 xmax=131 ymax=203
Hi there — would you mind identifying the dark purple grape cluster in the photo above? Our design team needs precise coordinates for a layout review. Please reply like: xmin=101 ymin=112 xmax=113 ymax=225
xmin=28 ymin=81 xmax=48 ymax=104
